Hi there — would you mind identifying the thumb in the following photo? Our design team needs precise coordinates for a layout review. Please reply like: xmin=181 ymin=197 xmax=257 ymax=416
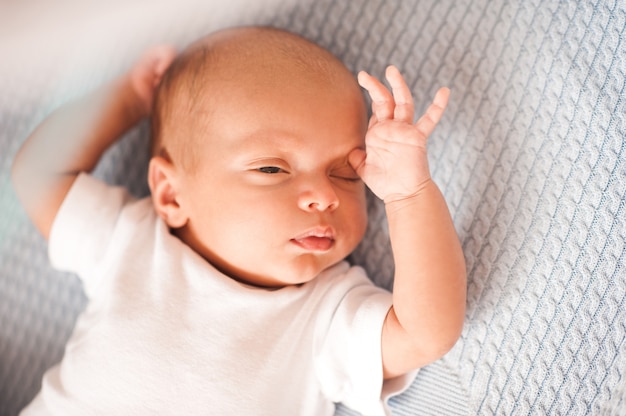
xmin=151 ymin=45 xmax=177 ymax=86
xmin=348 ymin=148 xmax=367 ymax=175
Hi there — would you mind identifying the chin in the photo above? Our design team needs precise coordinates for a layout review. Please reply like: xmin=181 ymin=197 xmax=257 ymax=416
xmin=238 ymin=265 xmax=321 ymax=288
xmin=235 ymin=255 xmax=345 ymax=288
xmin=285 ymin=256 xmax=341 ymax=285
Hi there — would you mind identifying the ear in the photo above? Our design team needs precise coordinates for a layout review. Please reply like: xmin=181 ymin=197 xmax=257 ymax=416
xmin=148 ymin=156 xmax=188 ymax=228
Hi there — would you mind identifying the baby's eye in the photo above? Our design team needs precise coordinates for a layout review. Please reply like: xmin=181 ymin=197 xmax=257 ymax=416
xmin=334 ymin=176 xmax=361 ymax=183
xmin=331 ymin=167 xmax=361 ymax=183
xmin=258 ymin=166 xmax=284 ymax=174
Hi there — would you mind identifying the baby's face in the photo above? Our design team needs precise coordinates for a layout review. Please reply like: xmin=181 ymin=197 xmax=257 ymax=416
xmin=174 ymin=70 xmax=369 ymax=287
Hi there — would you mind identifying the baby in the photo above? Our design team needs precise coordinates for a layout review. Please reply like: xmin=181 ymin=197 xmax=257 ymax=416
xmin=12 ymin=26 xmax=466 ymax=415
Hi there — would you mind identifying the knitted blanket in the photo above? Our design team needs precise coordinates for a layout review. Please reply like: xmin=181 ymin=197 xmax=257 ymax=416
xmin=1 ymin=1 xmax=624 ymax=414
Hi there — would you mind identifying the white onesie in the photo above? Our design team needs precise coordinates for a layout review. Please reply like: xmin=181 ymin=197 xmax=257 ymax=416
xmin=21 ymin=173 xmax=414 ymax=416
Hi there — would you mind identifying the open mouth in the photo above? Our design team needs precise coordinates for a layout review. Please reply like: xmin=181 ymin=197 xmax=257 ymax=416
xmin=291 ymin=228 xmax=335 ymax=252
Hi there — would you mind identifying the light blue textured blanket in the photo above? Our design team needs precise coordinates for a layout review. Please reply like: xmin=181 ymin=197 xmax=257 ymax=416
xmin=1 ymin=1 xmax=624 ymax=414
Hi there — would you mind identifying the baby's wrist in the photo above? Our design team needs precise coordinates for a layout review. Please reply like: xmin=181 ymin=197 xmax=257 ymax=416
xmin=383 ymin=178 xmax=435 ymax=208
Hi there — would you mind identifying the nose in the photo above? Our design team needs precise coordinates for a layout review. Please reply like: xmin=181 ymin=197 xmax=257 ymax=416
xmin=297 ymin=176 xmax=340 ymax=212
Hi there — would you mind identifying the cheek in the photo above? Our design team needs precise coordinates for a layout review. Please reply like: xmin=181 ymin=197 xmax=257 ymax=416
xmin=354 ymin=203 xmax=369 ymax=242
xmin=219 ymin=190 xmax=290 ymax=236
xmin=341 ymin=189 xmax=369 ymax=241
xmin=193 ymin=198 xmax=278 ymax=262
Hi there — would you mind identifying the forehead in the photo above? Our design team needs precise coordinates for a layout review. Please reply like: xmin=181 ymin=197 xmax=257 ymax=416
xmin=162 ymin=29 xmax=367 ymax=165
xmin=198 ymin=72 xmax=367 ymax=153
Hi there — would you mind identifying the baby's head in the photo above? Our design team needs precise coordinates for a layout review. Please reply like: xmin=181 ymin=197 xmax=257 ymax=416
xmin=148 ymin=26 xmax=369 ymax=288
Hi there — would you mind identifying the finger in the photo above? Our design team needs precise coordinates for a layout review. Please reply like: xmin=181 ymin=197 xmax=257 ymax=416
xmin=368 ymin=114 xmax=378 ymax=129
xmin=150 ymin=45 xmax=177 ymax=85
xmin=348 ymin=147 xmax=367 ymax=175
xmin=358 ymin=70 xmax=395 ymax=121
xmin=415 ymin=87 xmax=450 ymax=138
xmin=131 ymin=46 xmax=177 ymax=115
xmin=385 ymin=66 xmax=414 ymax=123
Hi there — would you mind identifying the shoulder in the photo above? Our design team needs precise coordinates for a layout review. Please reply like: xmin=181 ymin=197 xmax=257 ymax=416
xmin=311 ymin=261 xmax=392 ymax=327
xmin=314 ymin=262 xmax=389 ymax=302
xmin=49 ymin=173 xmax=156 ymax=281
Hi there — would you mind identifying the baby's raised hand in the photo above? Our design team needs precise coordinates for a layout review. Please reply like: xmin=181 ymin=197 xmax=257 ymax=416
xmin=349 ymin=66 xmax=449 ymax=204
xmin=129 ymin=45 xmax=177 ymax=117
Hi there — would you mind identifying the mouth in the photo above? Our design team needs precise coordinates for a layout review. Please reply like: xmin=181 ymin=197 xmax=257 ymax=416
xmin=290 ymin=227 xmax=335 ymax=252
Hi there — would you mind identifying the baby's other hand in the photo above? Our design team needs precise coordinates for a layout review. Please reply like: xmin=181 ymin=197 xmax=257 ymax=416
xmin=349 ymin=66 xmax=449 ymax=204
xmin=129 ymin=45 xmax=177 ymax=117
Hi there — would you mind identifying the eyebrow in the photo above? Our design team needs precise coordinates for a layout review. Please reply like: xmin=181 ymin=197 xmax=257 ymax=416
xmin=230 ymin=128 xmax=362 ymax=166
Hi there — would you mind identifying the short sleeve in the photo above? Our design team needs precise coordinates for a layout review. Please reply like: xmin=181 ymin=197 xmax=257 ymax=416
xmin=48 ymin=173 xmax=134 ymax=294
xmin=314 ymin=267 xmax=417 ymax=416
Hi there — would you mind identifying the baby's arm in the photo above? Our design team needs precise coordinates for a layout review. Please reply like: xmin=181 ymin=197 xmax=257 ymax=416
xmin=349 ymin=66 xmax=466 ymax=379
xmin=11 ymin=46 xmax=175 ymax=239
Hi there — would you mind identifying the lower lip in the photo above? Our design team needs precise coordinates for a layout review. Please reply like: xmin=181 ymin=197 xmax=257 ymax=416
xmin=291 ymin=236 xmax=335 ymax=252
